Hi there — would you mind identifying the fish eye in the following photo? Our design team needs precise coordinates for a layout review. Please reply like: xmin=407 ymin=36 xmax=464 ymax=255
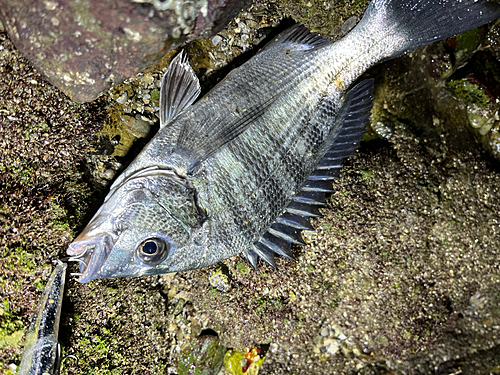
xmin=142 ymin=240 xmax=158 ymax=254
xmin=137 ymin=238 xmax=169 ymax=265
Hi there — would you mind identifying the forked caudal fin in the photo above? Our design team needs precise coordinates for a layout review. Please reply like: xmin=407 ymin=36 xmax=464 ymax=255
xmin=242 ymin=79 xmax=375 ymax=270
xmin=353 ymin=0 xmax=500 ymax=64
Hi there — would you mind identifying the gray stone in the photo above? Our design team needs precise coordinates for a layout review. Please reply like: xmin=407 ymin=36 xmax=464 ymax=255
xmin=0 ymin=0 xmax=250 ymax=102
xmin=121 ymin=114 xmax=151 ymax=138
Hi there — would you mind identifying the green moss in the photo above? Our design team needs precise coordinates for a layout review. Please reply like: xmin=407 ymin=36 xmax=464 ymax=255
xmin=209 ymin=269 xmax=230 ymax=292
xmin=254 ymin=297 xmax=284 ymax=315
xmin=173 ymin=299 xmax=187 ymax=316
xmin=0 ymin=301 xmax=25 ymax=350
xmin=454 ymin=28 xmax=480 ymax=53
xmin=255 ymin=299 xmax=267 ymax=315
xmin=34 ymin=279 xmax=44 ymax=292
xmin=98 ymin=107 xmax=137 ymax=157
xmin=26 ymin=120 xmax=50 ymax=132
xmin=72 ymin=327 xmax=133 ymax=374
xmin=375 ymin=335 xmax=388 ymax=345
xmin=272 ymin=299 xmax=282 ymax=309
xmin=150 ymin=89 xmax=160 ymax=106
xmin=447 ymin=79 xmax=491 ymax=107
xmin=185 ymin=40 xmax=215 ymax=71
xmin=3 ymin=247 xmax=36 ymax=272
xmin=320 ymin=222 xmax=331 ymax=230
xmin=9 ymin=165 xmax=34 ymax=186
xmin=362 ymin=124 xmax=380 ymax=141
xmin=236 ymin=262 xmax=249 ymax=274
xmin=359 ymin=169 xmax=372 ymax=180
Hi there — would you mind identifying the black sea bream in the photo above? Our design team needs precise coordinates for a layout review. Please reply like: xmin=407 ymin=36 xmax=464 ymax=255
xmin=68 ymin=0 xmax=500 ymax=282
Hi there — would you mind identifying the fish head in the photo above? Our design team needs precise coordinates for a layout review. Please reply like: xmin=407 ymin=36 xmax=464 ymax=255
xmin=67 ymin=168 xmax=208 ymax=282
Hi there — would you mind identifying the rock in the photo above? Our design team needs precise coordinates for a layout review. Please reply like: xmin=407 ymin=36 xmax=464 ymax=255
xmin=0 ymin=0 xmax=250 ymax=103
xmin=85 ymin=155 xmax=122 ymax=188
xmin=370 ymin=24 xmax=500 ymax=162
xmin=276 ymin=0 xmax=370 ymax=39
xmin=121 ymin=114 xmax=151 ymax=139
xmin=209 ymin=268 xmax=231 ymax=292
xmin=116 ymin=91 xmax=128 ymax=104
xmin=211 ymin=35 xmax=223 ymax=46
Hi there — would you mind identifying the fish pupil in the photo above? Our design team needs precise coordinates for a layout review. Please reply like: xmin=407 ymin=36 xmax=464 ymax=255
xmin=142 ymin=241 xmax=158 ymax=254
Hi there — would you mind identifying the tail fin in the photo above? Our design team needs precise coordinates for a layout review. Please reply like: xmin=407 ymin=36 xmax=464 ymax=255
xmin=356 ymin=0 xmax=500 ymax=61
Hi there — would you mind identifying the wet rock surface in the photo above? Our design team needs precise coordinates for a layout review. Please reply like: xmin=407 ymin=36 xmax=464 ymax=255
xmin=0 ymin=0 xmax=250 ymax=102
xmin=1 ymin=1 xmax=500 ymax=374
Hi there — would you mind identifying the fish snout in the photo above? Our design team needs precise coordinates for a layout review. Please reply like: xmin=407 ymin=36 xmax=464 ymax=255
xmin=67 ymin=233 xmax=114 ymax=283
xmin=67 ymin=240 xmax=94 ymax=257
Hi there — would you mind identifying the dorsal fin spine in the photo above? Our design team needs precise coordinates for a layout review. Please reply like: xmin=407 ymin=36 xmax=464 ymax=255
xmin=159 ymin=51 xmax=201 ymax=128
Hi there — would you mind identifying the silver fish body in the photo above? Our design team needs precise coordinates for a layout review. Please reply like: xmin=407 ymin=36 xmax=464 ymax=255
xmin=68 ymin=0 xmax=500 ymax=282
xmin=18 ymin=260 xmax=67 ymax=375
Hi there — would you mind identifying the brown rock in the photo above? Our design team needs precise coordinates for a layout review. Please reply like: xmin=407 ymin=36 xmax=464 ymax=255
xmin=0 ymin=0 xmax=249 ymax=102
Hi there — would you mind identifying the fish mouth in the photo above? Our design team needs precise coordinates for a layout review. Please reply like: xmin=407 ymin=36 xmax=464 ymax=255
xmin=67 ymin=233 xmax=114 ymax=283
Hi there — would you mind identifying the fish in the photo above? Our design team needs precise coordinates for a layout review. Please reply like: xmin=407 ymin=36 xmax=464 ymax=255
xmin=67 ymin=0 xmax=500 ymax=282
xmin=18 ymin=260 xmax=71 ymax=375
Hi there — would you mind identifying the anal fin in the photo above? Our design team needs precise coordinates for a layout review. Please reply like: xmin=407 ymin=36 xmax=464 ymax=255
xmin=244 ymin=79 xmax=375 ymax=270
xmin=277 ymin=212 xmax=314 ymax=231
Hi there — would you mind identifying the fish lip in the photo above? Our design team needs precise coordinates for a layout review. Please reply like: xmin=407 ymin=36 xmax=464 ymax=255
xmin=67 ymin=233 xmax=114 ymax=283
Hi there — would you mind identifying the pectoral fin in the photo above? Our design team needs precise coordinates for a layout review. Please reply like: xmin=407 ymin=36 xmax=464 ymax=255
xmin=177 ymin=96 xmax=278 ymax=173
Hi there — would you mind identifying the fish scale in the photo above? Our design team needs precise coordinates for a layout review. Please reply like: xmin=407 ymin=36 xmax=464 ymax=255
xmin=202 ymin=81 xmax=342 ymax=255
xmin=208 ymin=136 xmax=302 ymax=230
xmin=67 ymin=0 xmax=500 ymax=282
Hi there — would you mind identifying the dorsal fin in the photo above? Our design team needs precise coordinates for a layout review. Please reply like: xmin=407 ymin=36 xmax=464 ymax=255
xmin=262 ymin=24 xmax=330 ymax=52
xmin=159 ymin=51 xmax=201 ymax=128
xmin=243 ymin=78 xmax=375 ymax=269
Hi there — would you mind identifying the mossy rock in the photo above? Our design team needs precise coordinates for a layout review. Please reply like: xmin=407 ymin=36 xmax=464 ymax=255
xmin=276 ymin=0 xmax=370 ymax=38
